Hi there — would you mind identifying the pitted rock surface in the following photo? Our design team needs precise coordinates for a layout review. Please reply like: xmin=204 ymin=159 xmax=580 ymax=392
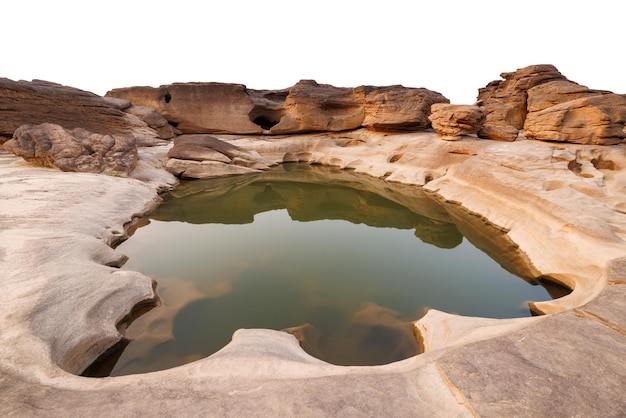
xmin=4 ymin=123 xmax=139 ymax=176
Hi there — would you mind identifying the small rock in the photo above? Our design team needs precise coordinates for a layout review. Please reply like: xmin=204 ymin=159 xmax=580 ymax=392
xmin=428 ymin=104 xmax=486 ymax=140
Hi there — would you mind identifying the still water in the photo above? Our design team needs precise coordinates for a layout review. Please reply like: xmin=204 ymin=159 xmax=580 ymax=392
xmin=107 ymin=164 xmax=557 ymax=376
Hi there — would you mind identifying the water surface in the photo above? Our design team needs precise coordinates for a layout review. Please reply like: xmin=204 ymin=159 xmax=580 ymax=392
xmin=109 ymin=164 xmax=556 ymax=375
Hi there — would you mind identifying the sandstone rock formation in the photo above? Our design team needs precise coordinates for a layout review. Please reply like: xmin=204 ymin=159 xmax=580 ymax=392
xmin=165 ymin=134 xmax=276 ymax=179
xmin=4 ymin=123 xmax=138 ymax=176
xmin=428 ymin=103 xmax=486 ymax=140
xmin=477 ymin=64 xmax=626 ymax=144
xmin=0 ymin=78 xmax=167 ymax=142
xmin=524 ymin=92 xmax=626 ymax=145
xmin=106 ymin=81 xmax=448 ymax=135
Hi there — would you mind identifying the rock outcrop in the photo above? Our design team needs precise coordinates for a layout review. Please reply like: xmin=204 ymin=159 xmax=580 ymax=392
xmin=106 ymin=81 xmax=449 ymax=135
xmin=4 ymin=123 xmax=138 ymax=176
xmin=477 ymin=64 xmax=626 ymax=144
xmin=428 ymin=103 xmax=486 ymax=140
xmin=524 ymin=91 xmax=626 ymax=145
xmin=165 ymin=134 xmax=276 ymax=179
xmin=0 ymin=78 xmax=168 ymax=142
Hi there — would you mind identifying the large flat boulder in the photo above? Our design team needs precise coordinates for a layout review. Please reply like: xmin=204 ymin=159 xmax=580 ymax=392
xmin=106 ymin=81 xmax=448 ymax=135
xmin=0 ymin=78 xmax=163 ymax=142
xmin=4 ymin=123 xmax=139 ymax=176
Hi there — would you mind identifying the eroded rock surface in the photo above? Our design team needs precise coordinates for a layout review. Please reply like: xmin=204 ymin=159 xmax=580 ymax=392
xmin=428 ymin=103 xmax=486 ymax=140
xmin=477 ymin=64 xmax=626 ymax=144
xmin=4 ymin=123 xmax=138 ymax=176
xmin=106 ymin=80 xmax=449 ymax=135
xmin=0 ymin=78 xmax=163 ymax=141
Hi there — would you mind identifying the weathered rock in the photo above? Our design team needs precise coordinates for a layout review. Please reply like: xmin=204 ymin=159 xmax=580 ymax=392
xmin=0 ymin=78 xmax=161 ymax=140
xmin=428 ymin=103 xmax=486 ymax=140
xmin=4 ymin=123 xmax=138 ymax=176
xmin=524 ymin=94 xmax=626 ymax=145
xmin=477 ymin=65 xmax=626 ymax=144
xmin=107 ymin=83 xmax=266 ymax=134
xmin=126 ymin=105 xmax=181 ymax=139
xmin=106 ymin=81 xmax=448 ymax=135
xmin=269 ymin=80 xmax=365 ymax=133
xmin=363 ymin=85 xmax=449 ymax=131
xmin=477 ymin=64 xmax=566 ymax=141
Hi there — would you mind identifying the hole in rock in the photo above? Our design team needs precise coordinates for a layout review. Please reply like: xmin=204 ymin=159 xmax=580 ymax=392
xmin=249 ymin=106 xmax=285 ymax=131
xmin=90 ymin=164 xmax=568 ymax=376
xmin=252 ymin=116 xmax=280 ymax=130
xmin=163 ymin=93 xmax=172 ymax=103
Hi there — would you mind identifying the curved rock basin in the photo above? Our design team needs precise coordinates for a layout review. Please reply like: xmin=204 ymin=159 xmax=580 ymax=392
xmin=105 ymin=164 xmax=558 ymax=375
xmin=1 ymin=131 xmax=625 ymax=416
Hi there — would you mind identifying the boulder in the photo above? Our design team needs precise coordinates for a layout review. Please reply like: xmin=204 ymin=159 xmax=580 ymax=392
xmin=269 ymin=80 xmax=365 ymax=133
xmin=523 ymin=94 xmax=626 ymax=145
xmin=477 ymin=64 xmax=626 ymax=144
xmin=363 ymin=85 xmax=449 ymax=131
xmin=0 ymin=78 xmax=161 ymax=141
xmin=4 ymin=123 xmax=138 ymax=176
xmin=477 ymin=64 xmax=566 ymax=141
xmin=428 ymin=103 xmax=486 ymax=140
xmin=107 ymin=83 xmax=266 ymax=134
xmin=165 ymin=135 xmax=276 ymax=179
xmin=106 ymin=81 xmax=448 ymax=135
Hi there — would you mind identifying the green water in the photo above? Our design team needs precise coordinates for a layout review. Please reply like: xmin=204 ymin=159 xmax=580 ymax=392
xmin=106 ymin=164 xmax=558 ymax=376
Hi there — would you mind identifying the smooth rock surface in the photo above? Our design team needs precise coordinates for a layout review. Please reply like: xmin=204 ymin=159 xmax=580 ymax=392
xmin=0 ymin=78 xmax=162 ymax=141
xmin=428 ymin=103 xmax=486 ymax=140
xmin=165 ymin=134 xmax=276 ymax=178
xmin=4 ymin=123 xmax=139 ymax=176
xmin=1 ymin=127 xmax=625 ymax=416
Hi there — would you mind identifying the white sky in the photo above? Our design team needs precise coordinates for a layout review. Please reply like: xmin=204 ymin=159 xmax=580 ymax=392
xmin=3 ymin=1 xmax=624 ymax=104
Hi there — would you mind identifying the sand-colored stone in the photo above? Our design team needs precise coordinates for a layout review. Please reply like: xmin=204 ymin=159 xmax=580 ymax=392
xmin=477 ymin=64 xmax=626 ymax=145
xmin=428 ymin=103 xmax=486 ymax=140
xmin=106 ymin=81 xmax=448 ymax=135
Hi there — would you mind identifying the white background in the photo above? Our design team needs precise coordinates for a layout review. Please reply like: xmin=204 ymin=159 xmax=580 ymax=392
xmin=3 ymin=0 xmax=624 ymax=103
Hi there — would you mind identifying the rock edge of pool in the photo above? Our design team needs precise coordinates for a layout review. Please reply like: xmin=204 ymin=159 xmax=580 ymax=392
xmin=1 ymin=129 xmax=625 ymax=417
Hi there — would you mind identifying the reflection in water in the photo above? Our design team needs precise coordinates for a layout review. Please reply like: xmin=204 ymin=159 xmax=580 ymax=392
xmin=104 ymin=164 xmax=557 ymax=376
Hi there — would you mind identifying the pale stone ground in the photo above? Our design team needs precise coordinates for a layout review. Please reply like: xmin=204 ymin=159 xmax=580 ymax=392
xmin=1 ymin=131 xmax=625 ymax=417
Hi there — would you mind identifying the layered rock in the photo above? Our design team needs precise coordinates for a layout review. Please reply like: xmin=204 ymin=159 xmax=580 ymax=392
xmin=428 ymin=103 xmax=486 ymax=140
xmin=4 ymin=123 xmax=138 ymax=176
xmin=0 ymin=78 xmax=165 ymax=142
xmin=165 ymin=134 xmax=276 ymax=179
xmin=106 ymin=81 xmax=448 ymax=135
xmin=524 ymin=86 xmax=626 ymax=145
xmin=477 ymin=64 xmax=626 ymax=144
